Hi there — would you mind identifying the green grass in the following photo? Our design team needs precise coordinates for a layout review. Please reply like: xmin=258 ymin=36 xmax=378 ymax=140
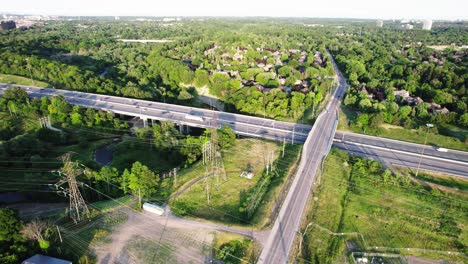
xmin=169 ymin=138 xmax=283 ymax=225
xmin=0 ymin=73 xmax=49 ymax=87
xmin=338 ymin=105 xmax=468 ymax=151
xmin=109 ymin=140 xmax=184 ymax=173
xmin=89 ymin=195 xmax=134 ymax=212
xmin=299 ymin=148 xmax=468 ymax=263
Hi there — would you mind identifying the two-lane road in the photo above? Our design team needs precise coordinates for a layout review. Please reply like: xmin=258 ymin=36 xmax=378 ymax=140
xmin=258 ymin=52 xmax=348 ymax=263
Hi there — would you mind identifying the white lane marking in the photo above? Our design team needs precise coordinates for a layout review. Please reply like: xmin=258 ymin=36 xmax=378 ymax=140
xmin=334 ymin=139 xmax=468 ymax=166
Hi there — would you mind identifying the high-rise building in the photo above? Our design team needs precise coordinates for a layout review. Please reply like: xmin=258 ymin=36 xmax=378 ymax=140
xmin=0 ymin=20 xmax=16 ymax=31
xmin=422 ymin=19 xmax=432 ymax=30
xmin=376 ymin=20 xmax=383 ymax=28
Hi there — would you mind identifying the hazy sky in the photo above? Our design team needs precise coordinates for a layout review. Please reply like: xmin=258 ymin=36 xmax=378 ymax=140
xmin=1 ymin=0 xmax=467 ymax=20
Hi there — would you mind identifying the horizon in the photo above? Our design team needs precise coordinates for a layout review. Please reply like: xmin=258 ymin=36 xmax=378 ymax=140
xmin=2 ymin=0 xmax=468 ymax=20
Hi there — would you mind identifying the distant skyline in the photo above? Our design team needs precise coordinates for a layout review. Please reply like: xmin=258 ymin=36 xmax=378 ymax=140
xmin=1 ymin=0 xmax=467 ymax=20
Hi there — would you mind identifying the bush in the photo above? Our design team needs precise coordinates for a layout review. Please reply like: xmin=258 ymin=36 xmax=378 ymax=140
xmin=170 ymin=199 xmax=197 ymax=216
xmin=216 ymin=239 xmax=250 ymax=264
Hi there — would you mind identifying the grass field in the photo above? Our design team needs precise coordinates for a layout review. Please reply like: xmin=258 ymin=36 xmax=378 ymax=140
xmin=0 ymin=73 xmax=49 ymax=87
xmin=169 ymin=138 xmax=280 ymax=224
xmin=338 ymin=105 xmax=468 ymax=151
xmin=298 ymin=148 xmax=468 ymax=263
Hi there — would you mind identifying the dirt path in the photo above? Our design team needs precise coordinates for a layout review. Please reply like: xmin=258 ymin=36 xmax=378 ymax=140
xmin=95 ymin=207 xmax=270 ymax=264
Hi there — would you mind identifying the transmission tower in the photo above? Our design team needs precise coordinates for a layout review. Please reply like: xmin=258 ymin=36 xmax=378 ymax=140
xmin=201 ymin=110 xmax=226 ymax=197
xmin=53 ymin=154 xmax=90 ymax=223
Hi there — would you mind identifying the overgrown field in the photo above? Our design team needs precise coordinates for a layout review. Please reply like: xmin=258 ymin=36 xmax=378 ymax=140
xmin=169 ymin=138 xmax=301 ymax=226
xmin=0 ymin=73 xmax=49 ymax=87
xmin=298 ymin=148 xmax=468 ymax=263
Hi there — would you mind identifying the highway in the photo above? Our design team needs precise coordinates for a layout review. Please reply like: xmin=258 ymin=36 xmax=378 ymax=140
xmin=2 ymin=83 xmax=466 ymax=177
xmin=2 ymin=73 xmax=468 ymax=263
xmin=257 ymin=52 xmax=347 ymax=263
xmin=0 ymin=83 xmax=310 ymax=144
xmin=333 ymin=132 xmax=468 ymax=177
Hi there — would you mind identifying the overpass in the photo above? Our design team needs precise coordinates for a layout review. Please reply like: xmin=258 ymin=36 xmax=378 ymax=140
xmin=2 ymin=70 xmax=468 ymax=262
xmin=0 ymin=83 xmax=310 ymax=144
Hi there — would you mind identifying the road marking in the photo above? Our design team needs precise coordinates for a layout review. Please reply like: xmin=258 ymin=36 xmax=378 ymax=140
xmin=335 ymin=140 xmax=468 ymax=166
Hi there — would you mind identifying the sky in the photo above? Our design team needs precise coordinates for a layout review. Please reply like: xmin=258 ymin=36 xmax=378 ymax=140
xmin=1 ymin=0 xmax=467 ymax=20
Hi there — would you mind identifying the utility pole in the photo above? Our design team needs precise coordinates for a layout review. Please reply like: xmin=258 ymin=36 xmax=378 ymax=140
xmin=56 ymin=225 xmax=63 ymax=243
xmin=53 ymin=153 xmax=90 ymax=223
xmin=291 ymin=127 xmax=295 ymax=144
xmin=415 ymin=123 xmax=433 ymax=177
xmin=282 ymin=137 xmax=286 ymax=158
xmin=25 ymin=58 xmax=35 ymax=86
xmin=204 ymin=176 xmax=210 ymax=205
xmin=173 ymin=168 xmax=177 ymax=187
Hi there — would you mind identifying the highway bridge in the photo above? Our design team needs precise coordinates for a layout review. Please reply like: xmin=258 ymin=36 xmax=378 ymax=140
xmin=2 ymin=75 xmax=468 ymax=262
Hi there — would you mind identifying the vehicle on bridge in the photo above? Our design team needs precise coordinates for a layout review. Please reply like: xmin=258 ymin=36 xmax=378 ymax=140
xmin=185 ymin=114 xmax=204 ymax=122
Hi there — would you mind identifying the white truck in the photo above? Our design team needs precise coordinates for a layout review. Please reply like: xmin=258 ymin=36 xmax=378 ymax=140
xmin=142 ymin=202 xmax=164 ymax=216
xmin=436 ymin=147 xmax=448 ymax=152
xmin=185 ymin=114 xmax=204 ymax=122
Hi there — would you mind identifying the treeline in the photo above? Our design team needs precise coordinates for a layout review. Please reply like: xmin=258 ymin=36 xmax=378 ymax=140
xmin=331 ymin=32 xmax=468 ymax=130
xmin=0 ymin=19 xmax=339 ymax=121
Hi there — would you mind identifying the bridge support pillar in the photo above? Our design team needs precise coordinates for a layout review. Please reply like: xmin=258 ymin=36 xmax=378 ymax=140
xmin=142 ymin=118 xmax=148 ymax=128
xmin=151 ymin=119 xmax=154 ymax=126
xmin=178 ymin=124 xmax=184 ymax=133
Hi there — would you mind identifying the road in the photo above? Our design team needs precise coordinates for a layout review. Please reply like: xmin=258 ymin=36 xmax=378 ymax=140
xmin=0 ymin=83 xmax=310 ymax=144
xmin=257 ymin=52 xmax=347 ymax=263
xmin=333 ymin=132 xmax=468 ymax=177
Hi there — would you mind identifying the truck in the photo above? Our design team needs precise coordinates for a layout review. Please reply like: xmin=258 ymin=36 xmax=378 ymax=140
xmin=185 ymin=114 xmax=204 ymax=122
xmin=436 ymin=147 xmax=448 ymax=152
xmin=142 ymin=202 xmax=164 ymax=216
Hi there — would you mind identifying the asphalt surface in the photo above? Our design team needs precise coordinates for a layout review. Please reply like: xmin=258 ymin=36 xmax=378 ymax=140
xmin=2 ymin=73 xmax=468 ymax=263
xmin=333 ymin=135 xmax=468 ymax=177
xmin=0 ymin=83 xmax=310 ymax=144
xmin=257 ymin=52 xmax=347 ymax=264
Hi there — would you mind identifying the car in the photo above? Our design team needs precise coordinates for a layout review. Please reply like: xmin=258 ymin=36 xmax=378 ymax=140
xmin=148 ymin=103 xmax=152 ymax=106
xmin=104 ymin=97 xmax=109 ymax=100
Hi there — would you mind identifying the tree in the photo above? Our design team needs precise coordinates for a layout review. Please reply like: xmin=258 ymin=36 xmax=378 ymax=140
xmin=358 ymin=98 xmax=372 ymax=111
xmin=21 ymin=219 xmax=52 ymax=250
xmin=216 ymin=239 xmax=250 ymax=264
xmin=2 ymin=87 xmax=28 ymax=103
xmin=121 ymin=162 xmax=159 ymax=207
xmin=0 ymin=209 xmax=26 ymax=264
xmin=398 ymin=106 xmax=412 ymax=119
xmin=218 ymin=125 xmax=236 ymax=148
xmin=459 ymin=113 xmax=468 ymax=128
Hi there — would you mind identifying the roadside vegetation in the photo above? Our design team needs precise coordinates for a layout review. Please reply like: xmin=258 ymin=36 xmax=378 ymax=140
xmin=338 ymin=105 xmax=468 ymax=151
xmin=297 ymin=148 xmax=467 ymax=263
xmin=0 ymin=73 xmax=49 ymax=88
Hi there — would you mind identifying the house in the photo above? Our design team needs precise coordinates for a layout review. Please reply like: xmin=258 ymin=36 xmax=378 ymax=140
xmin=394 ymin=89 xmax=410 ymax=99
xmin=405 ymin=96 xmax=424 ymax=105
xmin=314 ymin=52 xmax=323 ymax=66
xmin=434 ymin=107 xmax=450 ymax=115
xmin=279 ymin=78 xmax=286 ymax=85
xmin=359 ymin=87 xmax=374 ymax=99
xmin=429 ymin=102 xmax=441 ymax=111
xmin=22 ymin=254 xmax=72 ymax=264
